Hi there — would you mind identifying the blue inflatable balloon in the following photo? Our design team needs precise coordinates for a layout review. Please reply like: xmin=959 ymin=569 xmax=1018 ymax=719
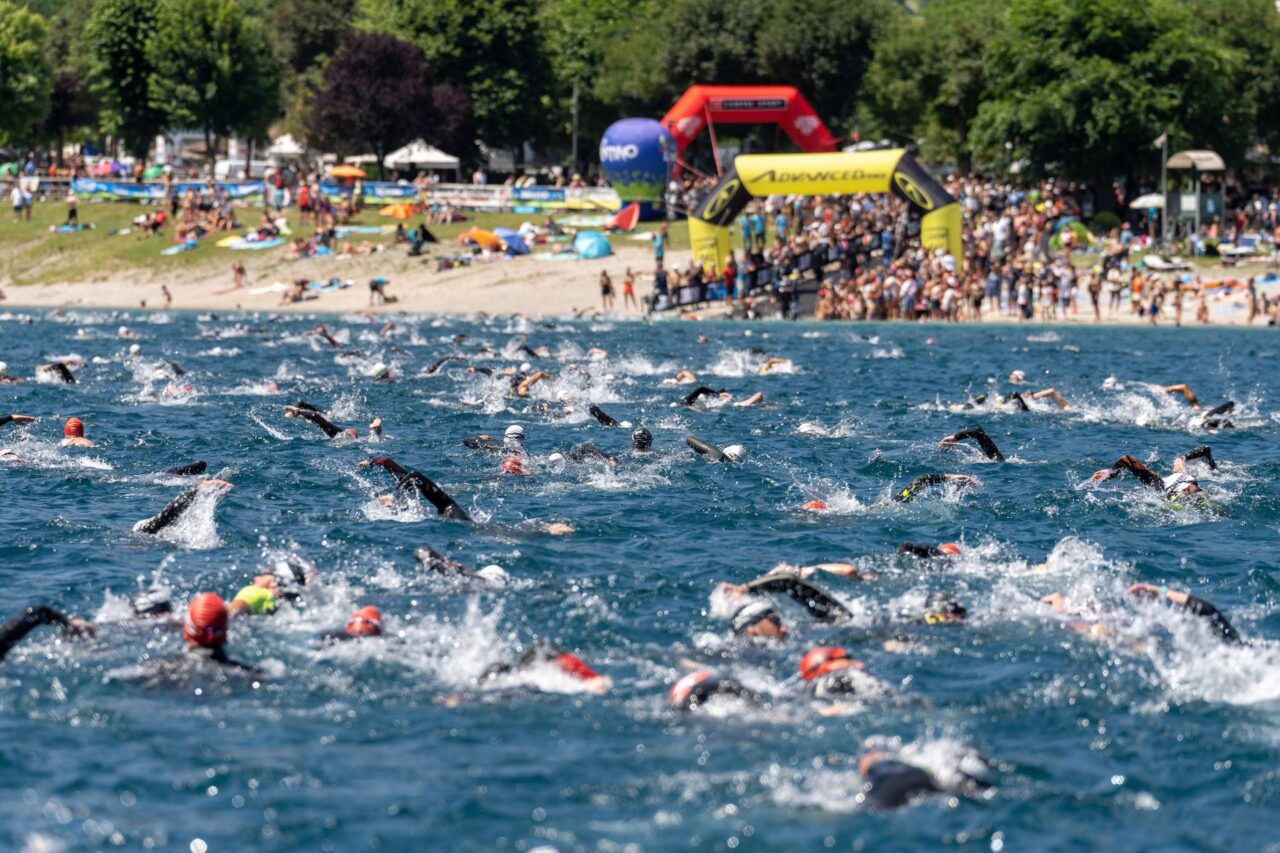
xmin=600 ymin=118 xmax=674 ymax=205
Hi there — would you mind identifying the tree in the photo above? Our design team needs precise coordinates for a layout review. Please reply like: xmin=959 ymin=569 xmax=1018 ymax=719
xmin=757 ymin=0 xmax=903 ymax=130
xmin=1187 ymin=0 xmax=1280 ymax=155
xmin=147 ymin=0 xmax=280 ymax=168
xmin=969 ymin=0 xmax=1241 ymax=190
xmin=358 ymin=0 xmax=552 ymax=149
xmin=309 ymin=31 xmax=444 ymax=173
xmin=84 ymin=0 xmax=165 ymax=161
xmin=862 ymin=0 xmax=1004 ymax=169
xmin=42 ymin=70 xmax=96 ymax=165
xmin=0 ymin=0 xmax=53 ymax=146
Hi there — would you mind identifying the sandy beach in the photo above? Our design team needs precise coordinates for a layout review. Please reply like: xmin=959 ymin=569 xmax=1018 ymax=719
xmin=0 ymin=240 xmax=1273 ymax=326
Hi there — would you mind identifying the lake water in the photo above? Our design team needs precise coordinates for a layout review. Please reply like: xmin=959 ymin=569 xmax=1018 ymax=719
xmin=1 ymin=310 xmax=1278 ymax=851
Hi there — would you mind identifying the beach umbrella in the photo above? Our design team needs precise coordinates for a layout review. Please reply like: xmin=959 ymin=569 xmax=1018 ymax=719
xmin=458 ymin=227 xmax=503 ymax=251
xmin=573 ymin=230 xmax=612 ymax=260
xmin=1129 ymin=193 xmax=1164 ymax=209
xmin=144 ymin=165 xmax=165 ymax=179
xmin=379 ymin=203 xmax=419 ymax=220
xmin=328 ymin=165 xmax=366 ymax=179
xmin=493 ymin=227 xmax=529 ymax=255
xmin=0 ymin=163 xmax=17 ymax=177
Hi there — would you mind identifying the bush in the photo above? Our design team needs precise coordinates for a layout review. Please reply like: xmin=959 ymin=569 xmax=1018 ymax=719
xmin=1090 ymin=211 xmax=1122 ymax=233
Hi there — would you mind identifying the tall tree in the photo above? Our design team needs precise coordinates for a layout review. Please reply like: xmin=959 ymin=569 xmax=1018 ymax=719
xmin=309 ymin=31 xmax=444 ymax=172
xmin=1187 ymin=0 xmax=1280 ymax=155
xmin=861 ymin=0 xmax=1003 ymax=169
xmin=0 ymin=0 xmax=53 ymax=146
xmin=358 ymin=0 xmax=552 ymax=150
xmin=42 ymin=70 xmax=95 ymax=164
xmin=84 ymin=0 xmax=166 ymax=160
xmin=147 ymin=0 xmax=280 ymax=167
xmin=969 ymin=0 xmax=1240 ymax=189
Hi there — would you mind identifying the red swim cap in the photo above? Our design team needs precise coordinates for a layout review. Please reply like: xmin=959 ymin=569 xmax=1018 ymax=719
xmin=937 ymin=542 xmax=962 ymax=556
xmin=500 ymin=456 xmax=526 ymax=475
xmin=801 ymin=500 xmax=828 ymax=512
xmin=799 ymin=646 xmax=849 ymax=682
xmin=346 ymin=605 xmax=383 ymax=636
xmin=345 ymin=428 xmax=358 ymax=438
xmin=64 ymin=417 xmax=84 ymax=438
xmin=183 ymin=592 xmax=228 ymax=647
xmin=668 ymin=670 xmax=711 ymax=706
xmin=555 ymin=653 xmax=598 ymax=681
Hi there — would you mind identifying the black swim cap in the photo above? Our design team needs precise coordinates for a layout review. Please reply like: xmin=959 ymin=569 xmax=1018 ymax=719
xmin=130 ymin=588 xmax=173 ymax=617
xmin=731 ymin=601 xmax=779 ymax=634
xmin=924 ymin=591 xmax=967 ymax=620
xmin=632 ymin=427 xmax=652 ymax=451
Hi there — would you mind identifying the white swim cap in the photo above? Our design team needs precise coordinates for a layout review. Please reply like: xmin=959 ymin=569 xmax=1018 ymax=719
xmin=505 ymin=424 xmax=524 ymax=439
xmin=118 ymin=326 xmax=129 ymax=336
xmin=722 ymin=444 xmax=745 ymax=462
xmin=129 ymin=343 xmax=141 ymax=355
xmin=476 ymin=565 xmax=509 ymax=585
xmin=371 ymin=362 xmax=388 ymax=375
xmin=519 ymin=362 xmax=532 ymax=373
xmin=0 ymin=361 xmax=7 ymax=377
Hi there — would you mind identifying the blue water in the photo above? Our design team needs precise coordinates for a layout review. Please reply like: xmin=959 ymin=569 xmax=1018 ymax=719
xmin=2 ymin=311 xmax=1279 ymax=851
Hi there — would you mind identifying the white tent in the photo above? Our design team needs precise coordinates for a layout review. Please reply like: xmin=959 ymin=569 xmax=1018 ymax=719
xmin=385 ymin=139 xmax=460 ymax=170
xmin=343 ymin=153 xmax=381 ymax=166
xmin=267 ymin=134 xmax=305 ymax=157
xmin=1129 ymin=192 xmax=1164 ymax=209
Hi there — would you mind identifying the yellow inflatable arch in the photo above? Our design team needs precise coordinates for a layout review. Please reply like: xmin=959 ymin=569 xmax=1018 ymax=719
xmin=687 ymin=149 xmax=963 ymax=270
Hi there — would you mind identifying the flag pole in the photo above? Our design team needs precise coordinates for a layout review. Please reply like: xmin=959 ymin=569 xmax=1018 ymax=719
xmin=1159 ymin=133 xmax=1168 ymax=247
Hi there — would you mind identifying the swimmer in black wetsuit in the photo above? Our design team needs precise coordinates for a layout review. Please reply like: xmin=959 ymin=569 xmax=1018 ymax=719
xmin=414 ymin=547 xmax=509 ymax=585
xmin=893 ymin=473 xmax=978 ymax=502
xmin=897 ymin=542 xmax=963 ymax=559
xmin=668 ymin=670 xmax=762 ymax=711
xmin=631 ymin=427 xmax=652 ymax=452
xmin=682 ymin=386 xmax=729 ymax=407
xmin=423 ymin=355 xmax=463 ymax=375
xmin=566 ymin=443 xmax=618 ymax=466
xmin=133 ymin=479 xmax=233 ymax=534
xmin=36 ymin=362 xmax=77 ymax=384
xmin=939 ymin=427 xmax=1005 ymax=461
xmin=798 ymin=646 xmax=894 ymax=705
xmin=439 ymin=642 xmax=610 ymax=704
xmin=1163 ymin=384 xmax=1237 ymax=428
xmin=163 ymin=460 xmax=207 ymax=476
xmin=359 ymin=456 xmax=471 ymax=521
xmin=686 ymin=435 xmax=744 ymax=463
xmin=0 ymin=605 xmax=95 ymax=661
xmin=0 ymin=413 xmax=35 ymax=429
xmin=969 ymin=391 xmax=1029 ymax=412
xmin=284 ymin=401 xmax=357 ymax=438
xmin=1127 ymin=583 xmax=1241 ymax=643
xmin=1085 ymin=445 xmax=1217 ymax=498
xmin=857 ymin=748 xmax=993 ymax=810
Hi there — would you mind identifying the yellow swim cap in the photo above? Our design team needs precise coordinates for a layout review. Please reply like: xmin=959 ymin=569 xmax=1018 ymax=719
xmin=233 ymin=585 xmax=277 ymax=615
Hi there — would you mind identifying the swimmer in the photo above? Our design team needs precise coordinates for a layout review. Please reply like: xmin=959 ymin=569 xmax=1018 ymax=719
xmin=681 ymin=386 xmax=730 ymax=407
xmin=315 ymin=606 xmax=384 ymax=644
xmin=630 ymin=427 xmax=652 ymax=452
xmin=565 ymin=443 xmax=618 ymax=466
xmin=668 ymin=670 xmax=762 ymax=711
xmin=0 ymin=361 xmax=22 ymax=383
xmin=673 ymin=369 xmax=697 ymax=384
xmin=1085 ymin=445 xmax=1217 ymax=498
xmin=938 ymin=426 xmax=1005 ymax=461
xmin=423 ymin=355 xmax=463 ymax=375
xmin=765 ymin=561 xmax=876 ymax=581
xmin=61 ymin=417 xmax=94 ymax=447
xmin=414 ymin=547 xmax=509 ymax=586
xmin=228 ymin=573 xmax=288 ymax=617
xmin=129 ymin=587 xmax=175 ymax=619
xmin=588 ymin=404 xmax=621 ymax=427
xmin=893 ymin=473 xmax=978 ymax=502
xmin=36 ymin=362 xmax=77 ymax=383
xmin=733 ymin=391 xmax=765 ymax=408
xmin=358 ymin=456 xmax=471 ymax=521
xmin=1127 ymin=583 xmax=1241 ymax=643
xmin=0 ymin=605 xmax=95 ymax=661
xmin=759 ymin=357 xmax=792 ymax=375
xmin=181 ymin=593 xmax=257 ymax=671
xmin=970 ymin=391 xmax=1030 ymax=412
xmin=284 ymin=401 xmax=359 ymax=438
xmin=686 ymin=435 xmax=744 ymax=463
xmin=798 ymin=646 xmax=893 ymax=704
xmin=477 ymin=642 xmax=610 ymax=695
xmin=1163 ymin=385 xmax=1239 ymax=428
xmin=309 ymin=324 xmax=340 ymax=347
xmin=857 ymin=747 xmax=993 ymax=810
xmin=133 ymin=479 xmax=233 ymax=534
xmin=369 ymin=418 xmax=383 ymax=440
xmin=513 ymin=370 xmax=550 ymax=398
xmin=0 ymin=413 xmax=35 ymax=429
xmin=719 ymin=571 xmax=853 ymax=624
xmin=919 ymin=590 xmax=968 ymax=624
xmin=897 ymin=542 xmax=963 ymax=559
xmin=163 ymin=460 xmax=207 ymax=476
xmin=1030 ymin=388 xmax=1071 ymax=410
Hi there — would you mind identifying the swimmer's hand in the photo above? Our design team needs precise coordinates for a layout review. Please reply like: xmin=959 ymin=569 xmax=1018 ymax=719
xmin=1126 ymin=582 xmax=1166 ymax=600
xmin=938 ymin=434 xmax=959 ymax=450
xmin=64 ymin=619 xmax=96 ymax=638
xmin=543 ymin=522 xmax=574 ymax=535
xmin=198 ymin=479 xmax=233 ymax=492
xmin=283 ymin=405 xmax=301 ymax=418
xmin=717 ymin=582 xmax=749 ymax=599
xmin=586 ymin=676 xmax=612 ymax=695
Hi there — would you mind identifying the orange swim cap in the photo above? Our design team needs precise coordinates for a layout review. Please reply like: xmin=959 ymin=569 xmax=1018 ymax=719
xmin=183 ymin=592 xmax=228 ymax=647
xmin=345 ymin=605 xmax=383 ymax=636
xmin=799 ymin=646 xmax=850 ymax=682
xmin=555 ymin=653 xmax=599 ymax=681
xmin=801 ymin=500 xmax=828 ymax=512
xmin=500 ymin=456 xmax=526 ymax=475
xmin=64 ymin=417 xmax=84 ymax=438
xmin=937 ymin=542 xmax=962 ymax=556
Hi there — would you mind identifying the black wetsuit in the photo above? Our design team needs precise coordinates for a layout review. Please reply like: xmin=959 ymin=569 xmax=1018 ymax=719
xmin=0 ymin=415 xmax=26 ymax=429
xmin=424 ymin=356 xmax=459 ymax=375
xmin=567 ymin=443 xmax=615 ymax=465
xmin=682 ymin=386 xmax=725 ymax=407
xmin=946 ymin=427 xmax=1004 ymax=462
xmin=894 ymin=474 xmax=950 ymax=502
xmin=0 ymin=605 xmax=73 ymax=661
xmin=745 ymin=573 xmax=852 ymax=622
xmin=1174 ymin=594 xmax=1241 ymax=644
xmin=686 ymin=435 xmax=729 ymax=462
xmin=972 ymin=392 xmax=1028 ymax=412
xmin=862 ymin=760 xmax=941 ymax=810
xmin=1200 ymin=401 xmax=1236 ymax=430
xmin=415 ymin=547 xmax=484 ymax=580
xmin=1105 ymin=447 xmax=1214 ymax=497
xmin=367 ymin=457 xmax=471 ymax=521
xmin=291 ymin=401 xmax=343 ymax=438
xmin=42 ymin=363 xmax=77 ymax=384
xmin=897 ymin=542 xmax=951 ymax=559
xmin=671 ymin=676 xmax=761 ymax=711
xmin=462 ymin=435 xmax=505 ymax=452
xmin=589 ymin=404 xmax=620 ymax=427
xmin=134 ymin=486 xmax=205 ymax=534
xmin=164 ymin=460 xmax=207 ymax=476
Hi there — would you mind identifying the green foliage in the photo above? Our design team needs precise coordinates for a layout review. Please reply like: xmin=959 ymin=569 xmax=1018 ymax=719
xmin=1090 ymin=211 xmax=1122 ymax=233
xmin=0 ymin=0 xmax=52 ymax=145
xmin=84 ymin=0 xmax=163 ymax=158
xmin=969 ymin=0 xmax=1241 ymax=181
xmin=147 ymin=0 xmax=281 ymax=160
xmin=358 ymin=0 xmax=551 ymax=149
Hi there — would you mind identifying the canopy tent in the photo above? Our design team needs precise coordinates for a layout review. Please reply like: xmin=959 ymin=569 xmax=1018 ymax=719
xmin=1166 ymin=150 xmax=1225 ymax=171
xmin=1129 ymin=193 xmax=1165 ymax=209
xmin=385 ymin=140 xmax=460 ymax=171
xmin=343 ymin=154 xmax=381 ymax=166
xmin=267 ymin=134 xmax=306 ymax=158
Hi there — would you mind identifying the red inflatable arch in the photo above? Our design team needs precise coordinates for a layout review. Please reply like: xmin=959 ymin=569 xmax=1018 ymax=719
xmin=660 ymin=85 xmax=840 ymax=175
